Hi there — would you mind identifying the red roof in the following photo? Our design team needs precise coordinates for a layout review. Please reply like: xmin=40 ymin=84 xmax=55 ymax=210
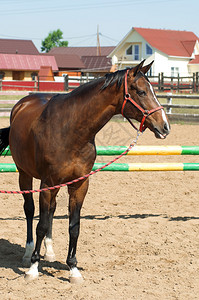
xmin=0 ymin=54 xmax=58 ymax=71
xmin=0 ymin=39 xmax=39 ymax=55
xmin=134 ymin=27 xmax=199 ymax=57
xmin=49 ymin=46 xmax=115 ymax=57
xmin=189 ymin=55 xmax=199 ymax=64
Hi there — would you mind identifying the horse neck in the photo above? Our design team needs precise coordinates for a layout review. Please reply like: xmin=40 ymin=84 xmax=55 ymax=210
xmin=68 ymin=83 xmax=123 ymax=140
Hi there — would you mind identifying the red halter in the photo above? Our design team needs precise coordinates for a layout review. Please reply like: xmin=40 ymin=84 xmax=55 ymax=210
xmin=121 ymin=69 xmax=164 ymax=132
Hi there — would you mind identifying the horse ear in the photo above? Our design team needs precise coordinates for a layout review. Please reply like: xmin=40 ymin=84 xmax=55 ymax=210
xmin=132 ymin=60 xmax=146 ymax=76
xmin=141 ymin=60 xmax=154 ymax=74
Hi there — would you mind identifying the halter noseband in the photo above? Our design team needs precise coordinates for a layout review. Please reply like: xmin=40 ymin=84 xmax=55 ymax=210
xmin=121 ymin=69 xmax=163 ymax=132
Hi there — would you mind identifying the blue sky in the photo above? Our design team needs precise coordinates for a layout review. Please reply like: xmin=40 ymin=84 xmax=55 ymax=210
xmin=0 ymin=0 xmax=198 ymax=51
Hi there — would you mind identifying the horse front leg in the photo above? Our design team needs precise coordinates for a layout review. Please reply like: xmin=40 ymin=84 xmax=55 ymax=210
xmin=67 ymin=179 xmax=89 ymax=284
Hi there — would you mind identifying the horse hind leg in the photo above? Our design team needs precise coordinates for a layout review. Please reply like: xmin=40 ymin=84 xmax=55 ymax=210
xmin=44 ymin=188 xmax=59 ymax=262
xmin=67 ymin=179 xmax=89 ymax=284
xmin=18 ymin=169 xmax=35 ymax=266
xmin=25 ymin=186 xmax=59 ymax=281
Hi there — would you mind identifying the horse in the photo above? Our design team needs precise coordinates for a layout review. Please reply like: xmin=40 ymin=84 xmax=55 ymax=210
xmin=0 ymin=60 xmax=170 ymax=283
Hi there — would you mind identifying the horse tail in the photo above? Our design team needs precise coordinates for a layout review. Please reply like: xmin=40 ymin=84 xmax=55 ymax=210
xmin=0 ymin=127 xmax=10 ymax=156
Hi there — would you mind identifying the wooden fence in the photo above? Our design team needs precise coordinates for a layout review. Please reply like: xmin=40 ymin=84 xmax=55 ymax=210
xmin=0 ymin=73 xmax=199 ymax=93
xmin=159 ymin=94 xmax=199 ymax=122
xmin=0 ymin=94 xmax=199 ymax=122
xmin=148 ymin=73 xmax=199 ymax=93
xmin=63 ymin=73 xmax=199 ymax=93
xmin=0 ymin=76 xmax=67 ymax=92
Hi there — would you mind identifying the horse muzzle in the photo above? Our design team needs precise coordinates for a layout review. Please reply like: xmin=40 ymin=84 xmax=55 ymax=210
xmin=154 ymin=121 xmax=170 ymax=139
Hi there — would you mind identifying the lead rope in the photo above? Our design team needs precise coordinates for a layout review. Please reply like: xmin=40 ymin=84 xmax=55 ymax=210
xmin=0 ymin=131 xmax=141 ymax=194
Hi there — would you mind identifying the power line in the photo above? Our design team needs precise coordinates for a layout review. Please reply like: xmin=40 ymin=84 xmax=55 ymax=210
xmin=0 ymin=31 xmax=118 ymax=47
xmin=0 ymin=0 xmax=185 ymax=16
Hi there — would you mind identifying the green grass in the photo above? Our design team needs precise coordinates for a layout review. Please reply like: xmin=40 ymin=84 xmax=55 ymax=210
xmin=0 ymin=95 xmax=26 ymax=109
xmin=0 ymin=95 xmax=25 ymax=100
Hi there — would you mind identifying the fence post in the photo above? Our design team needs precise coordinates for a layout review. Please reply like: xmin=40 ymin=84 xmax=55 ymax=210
xmin=34 ymin=78 xmax=37 ymax=92
xmin=193 ymin=73 xmax=196 ymax=93
xmin=167 ymin=93 xmax=172 ymax=114
xmin=196 ymin=72 xmax=199 ymax=93
xmin=161 ymin=72 xmax=164 ymax=91
xmin=37 ymin=76 xmax=40 ymax=91
xmin=158 ymin=73 xmax=160 ymax=91
xmin=171 ymin=77 xmax=173 ymax=92
xmin=64 ymin=74 xmax=69 ymax=91
xmin=177 ymin=74 xmax=180 ymax=92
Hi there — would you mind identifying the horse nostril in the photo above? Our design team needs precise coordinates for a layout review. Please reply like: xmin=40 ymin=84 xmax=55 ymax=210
xmin=163 ymin=122 xmax=170 ymax=133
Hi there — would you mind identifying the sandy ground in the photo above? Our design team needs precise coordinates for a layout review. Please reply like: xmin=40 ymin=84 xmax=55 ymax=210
xmin=0 ymin=117 xmax=199 ymax=300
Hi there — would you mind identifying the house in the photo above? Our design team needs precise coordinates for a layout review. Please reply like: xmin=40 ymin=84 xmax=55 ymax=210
xmin=108 ymin=27 xmax=199 ymax=76
xmin=0 ymin=39 xmax=59 ymax=81
xmin=0 ymin=53 xmax=58 ymax=81
xmin=48 ymin=46 xmax=115 ymax=76
xmin=51 ymin=53 xmax=86 ymax=77
xmin=0 ymin=38 xmax=39 ymax=55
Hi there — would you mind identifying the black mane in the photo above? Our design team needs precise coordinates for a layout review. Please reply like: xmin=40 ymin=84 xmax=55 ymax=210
xmin=101 ymin=69 xmax=129 ymax=91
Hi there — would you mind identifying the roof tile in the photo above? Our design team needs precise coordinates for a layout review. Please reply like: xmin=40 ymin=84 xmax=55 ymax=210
xmin=0 ymin=54 xmax=58 ymax=71
xmin=49 ymin=46 xmax=115 ymax=57
xmin=134 ymin=27 xmax=199 ymax=57
xmin=0 ymin=39 xmax=39 ymax=55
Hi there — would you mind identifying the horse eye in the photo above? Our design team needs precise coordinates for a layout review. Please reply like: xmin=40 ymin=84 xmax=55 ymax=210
xmin=137 ymin=90 xmax=146 ymax=96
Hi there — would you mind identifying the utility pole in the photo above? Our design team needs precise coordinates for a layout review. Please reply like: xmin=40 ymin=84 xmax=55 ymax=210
xmin=97 ymin=25 xmax=101 ymax=56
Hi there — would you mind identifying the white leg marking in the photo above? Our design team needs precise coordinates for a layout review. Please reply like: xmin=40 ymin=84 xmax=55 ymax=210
xmin=44 ymin=237 xmax=56 ymax=262
xmin=22 ymin=242 xmax=34 ymax=265
xmin=69 ymin=267 xmax=83 ymax=284
xmin=25 ymin=262 xmax=39 ymax=281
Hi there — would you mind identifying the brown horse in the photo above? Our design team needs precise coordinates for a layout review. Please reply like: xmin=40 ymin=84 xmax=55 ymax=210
xmin=0 ymin=60 xmax=170 ymax=283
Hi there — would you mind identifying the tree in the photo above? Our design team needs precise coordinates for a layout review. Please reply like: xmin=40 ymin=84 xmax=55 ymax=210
xmin=41 ymin=29 xmax=68 ymax=53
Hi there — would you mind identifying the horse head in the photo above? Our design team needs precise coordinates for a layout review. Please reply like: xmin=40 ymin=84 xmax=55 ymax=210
xmin=121 ymin=60 xmax=170 ymax=139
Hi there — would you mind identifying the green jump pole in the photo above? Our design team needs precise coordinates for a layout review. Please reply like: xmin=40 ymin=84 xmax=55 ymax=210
xmin=92 ymin=163 xmax=199 ymax=171
xmin=1 ymin=162 xmax=199 ymax=172
xmin=93 ymin=163 xmax=199 ymax=172
xmin=0 ymin=163 xmax=17 ymax=172
xmin=96 ymin=146 xmax=199 ymax=156
xmin=2 ymin=146 xmax=199 ymax=156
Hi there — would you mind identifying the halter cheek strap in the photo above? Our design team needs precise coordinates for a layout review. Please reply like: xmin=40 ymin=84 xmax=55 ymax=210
xmin=121 ymin=69 xmax=164 ymax=132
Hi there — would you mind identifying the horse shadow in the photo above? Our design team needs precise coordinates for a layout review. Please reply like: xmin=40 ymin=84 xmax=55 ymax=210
xmin=0 ymin=239 xmax=70 ymax=279
xmin=53 ymin=213 xmax=199 ymax=221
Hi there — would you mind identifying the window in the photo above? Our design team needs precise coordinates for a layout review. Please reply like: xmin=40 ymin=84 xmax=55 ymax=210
xmin=146 ymin=44 xmax=153 ymax=55
xmin=13 ymin=71 xmax=24 ymax=80
xmin=134 ymin=45 xmax=139 ymax=60
xmin=126 ymin=45 xmax=132 ymax=55
xmin=126 ymin=44 xmax=140 ymax=60
xmin=171 ymin=67 xmax=179 ymax=77
xmin=0 ymin=72 xmax=5 ymax=80
xmin=147 ymin=68 xmax=152 ymax=77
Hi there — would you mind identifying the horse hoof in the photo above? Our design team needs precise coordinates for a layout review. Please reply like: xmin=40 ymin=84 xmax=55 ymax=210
xmin=69 ymin=267 xmax=83 ymax=284
xmin=24 ymin=272 xmax=38 ymax=282
xmin=44 ymin=254 xmax=56 ymax=262
xmin=69 ymin=276 xmax=84 ymax=284
xmin=24 ymin=262 xmax=39 ymax=282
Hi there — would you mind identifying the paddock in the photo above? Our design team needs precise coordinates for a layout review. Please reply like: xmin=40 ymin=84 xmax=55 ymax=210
xmin=0 ymin=118 xmax=199 ymax=299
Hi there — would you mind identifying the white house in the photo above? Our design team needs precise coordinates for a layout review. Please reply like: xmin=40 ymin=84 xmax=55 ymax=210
xmin=108 ymin=27 xmax=199 ymax=76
